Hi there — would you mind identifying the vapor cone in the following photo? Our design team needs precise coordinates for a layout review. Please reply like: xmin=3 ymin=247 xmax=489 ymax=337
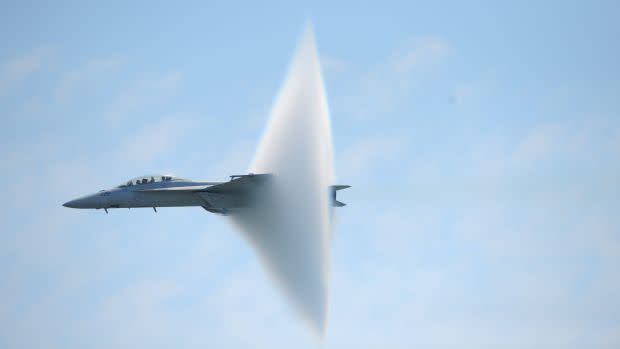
xmin=230 ymin=26 xmax=334 ymax=334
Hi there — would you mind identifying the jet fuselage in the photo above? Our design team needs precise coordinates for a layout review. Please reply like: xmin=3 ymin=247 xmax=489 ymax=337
xmin=63 ymin=175 xmax=223 ymax=212
xmin=63 ymin=173 xmax=349 ymax=214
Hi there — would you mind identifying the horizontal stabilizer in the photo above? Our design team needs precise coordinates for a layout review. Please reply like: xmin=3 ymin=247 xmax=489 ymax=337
xmin=330 ymin=185 xmax=350 ymax=207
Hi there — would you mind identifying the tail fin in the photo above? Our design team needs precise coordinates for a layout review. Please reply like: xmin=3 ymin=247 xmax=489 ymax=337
xmin=330 ymin=185 xmax=351 ymax=207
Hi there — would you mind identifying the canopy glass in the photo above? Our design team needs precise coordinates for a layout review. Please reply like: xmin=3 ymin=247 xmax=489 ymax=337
xmin=117 ymin=175 xmax=183 ymax=187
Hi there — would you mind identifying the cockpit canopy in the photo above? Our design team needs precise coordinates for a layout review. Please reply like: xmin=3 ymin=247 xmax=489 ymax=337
xmin=117 ymin=174 xmax=184 ymax=187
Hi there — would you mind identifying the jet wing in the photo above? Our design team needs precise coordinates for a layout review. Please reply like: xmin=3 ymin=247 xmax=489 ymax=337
xmin=193 ymin=174 xmax=273 ymax=210
xmin=204 ymin=173 xmax=272 ymax=194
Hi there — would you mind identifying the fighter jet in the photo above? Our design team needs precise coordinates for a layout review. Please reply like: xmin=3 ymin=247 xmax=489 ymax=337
xmin=63 ymin=173 xmax=350 ymax=214
xmin=63 ymin=26 xmax=344 ymax=334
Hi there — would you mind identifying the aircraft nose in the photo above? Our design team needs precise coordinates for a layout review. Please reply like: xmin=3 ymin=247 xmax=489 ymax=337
xmin=63 ymin=198 xmax=83 ymax=208
xmin=62 ymin=195 xmax=99 ymax=209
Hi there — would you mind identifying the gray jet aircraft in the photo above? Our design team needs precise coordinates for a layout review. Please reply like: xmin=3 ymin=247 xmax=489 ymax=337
xmin=63 ymin=173 xmax=349 ymax=214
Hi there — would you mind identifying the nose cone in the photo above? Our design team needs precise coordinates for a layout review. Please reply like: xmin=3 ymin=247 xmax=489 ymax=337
xmin=63 ymin=199 xmax=80 ymax=208
xmin=62 ymin=194 xmax=100 ymax=209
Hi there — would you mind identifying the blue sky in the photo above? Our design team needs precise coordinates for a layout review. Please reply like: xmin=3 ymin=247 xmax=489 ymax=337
xmin=1 ymin=1 xmax=619 ymax=348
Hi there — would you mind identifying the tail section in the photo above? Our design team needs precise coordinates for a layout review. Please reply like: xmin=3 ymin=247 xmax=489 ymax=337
xmin=330 ymin=185 xmax=350 ymax=207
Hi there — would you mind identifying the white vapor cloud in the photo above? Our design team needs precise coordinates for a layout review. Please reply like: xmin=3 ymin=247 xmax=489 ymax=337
xmin=231 ymin=26 xmax=334 ymax=335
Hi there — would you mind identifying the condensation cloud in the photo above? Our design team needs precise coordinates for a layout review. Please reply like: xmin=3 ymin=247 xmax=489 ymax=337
xmin=229 ymin=25 xmax=335 ymax=335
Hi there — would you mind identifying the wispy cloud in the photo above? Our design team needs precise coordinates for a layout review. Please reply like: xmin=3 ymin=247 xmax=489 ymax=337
xmin=0 ymin=46 xmax=51 ymax=96
xmin=320 ymin=55 xmax=347 ymax=73
xmin=343 ymin=36 xmax=451 ymax=119
xmin=387 ymin=36 xmax=451 ymax=74
xmin=54 ymin=56 xmax=125 ymax=103
xmin=337 ymin=136 xmax=407 ymax=180
xmin=97 ymin=279 xmax=180 ymax=347
xmin=207 ymin=139 xmax=254 ymax=178
xmin=511 ymin=123 xmax=565 ymax=168
xmin=104 ymin=73 xmax=182 ymax=122
xmin=441 ymin=118 xmax=620 ymax=203
xmin=449 ymin=71 xmax=498 ymax=105
xmin=119 ymin=115 xmax=192 ymax=164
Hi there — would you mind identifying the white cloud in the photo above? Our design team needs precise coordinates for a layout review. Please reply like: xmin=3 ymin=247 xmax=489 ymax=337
xmin=320 ymin=55 xmax=347 ymax=73
xmin=449 ymin=71 xmax=498 ymax=105
xmin=387 ymin=36 xmax=451 ymax=74
xmin=337 ymin=136 xmax=407 ymax=180
xmin=462 ymin=119 xmax=617 ymax=183
xmin=206 ymin=139 xmax=255 ymax=178
xmin=117 ymin=115 xmax=194 ymax=164
xmin=104 ymin=73 xmax=182 ymax=122
xmin=0 ymin=46 xmax=51 ymax=96
xmin=511 ymin=123 xmax=564 ymax=168
xmin=343 ymin=36 xmax=451 ymax=119
xmin=96 ymin=279 xmax=180 ymax=347
xmin=54 ymin=56 xmax=125 ymax=103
